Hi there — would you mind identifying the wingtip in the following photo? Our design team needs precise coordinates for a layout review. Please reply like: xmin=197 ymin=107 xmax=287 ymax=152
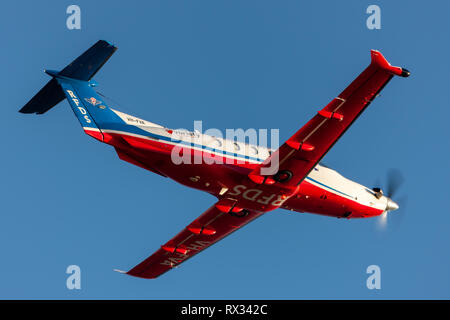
xmin=370 ymin=50 xmax=410 ymax=77
xmin=113 ymin=269 xmax=127 ymax=274
xmin=400 ymin=68 xmax=411 ymax=78
xmin=100 ymin=39 xmax=117 ymax=49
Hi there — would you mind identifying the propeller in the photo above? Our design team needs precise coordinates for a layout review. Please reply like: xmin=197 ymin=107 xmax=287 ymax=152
xmin=375 ymin=169 xmax=407 ymax=230
xmin=386 ymin=168 xmax=404 ymax=199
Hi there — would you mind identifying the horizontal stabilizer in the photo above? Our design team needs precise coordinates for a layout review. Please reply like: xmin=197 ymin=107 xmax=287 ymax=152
xmin=19 ymin=78 xmax=65 ymax=114
xmin=59 ymin=40 xmax=117 ymax=81
xmin=19 ymin=40 xmax=117 ymax=115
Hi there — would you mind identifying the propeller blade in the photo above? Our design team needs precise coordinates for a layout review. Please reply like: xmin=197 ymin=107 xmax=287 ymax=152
xmin=377 ymin=211 xmax=389 ymax=230
xmin=391 ymin=195 xmax=408 ymax=230
xmin=386 ymin=168 xmax=404 ymax=198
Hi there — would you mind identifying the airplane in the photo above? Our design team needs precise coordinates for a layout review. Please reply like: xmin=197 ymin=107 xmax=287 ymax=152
xmin=20 ymin=40 xmax=409 ymax=279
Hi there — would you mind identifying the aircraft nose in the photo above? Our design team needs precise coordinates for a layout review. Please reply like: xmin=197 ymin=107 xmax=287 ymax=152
xmin=386 ymin=198 xmax=399 ymax=211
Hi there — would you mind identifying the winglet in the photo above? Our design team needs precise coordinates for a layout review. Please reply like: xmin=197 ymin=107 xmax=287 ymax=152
xmin=371 ymin=50 xmax=410 ymax=77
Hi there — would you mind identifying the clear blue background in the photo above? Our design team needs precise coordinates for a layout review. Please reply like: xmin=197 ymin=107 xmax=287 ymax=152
xmin=0 ymin=0 xmax=448 ymax=299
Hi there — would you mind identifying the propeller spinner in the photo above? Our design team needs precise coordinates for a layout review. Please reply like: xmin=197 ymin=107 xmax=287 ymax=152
xmin=375 ymin=169 xmax=405 ymax=229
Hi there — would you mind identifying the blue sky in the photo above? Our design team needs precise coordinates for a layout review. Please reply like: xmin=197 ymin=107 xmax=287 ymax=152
xmin=1 ymin=0 xmax=449 ymax=299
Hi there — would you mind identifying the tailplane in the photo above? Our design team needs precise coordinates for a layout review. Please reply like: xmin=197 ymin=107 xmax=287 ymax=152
xmin=19 ymin=78 xmax=66 ymax=114
xmin=19 ymin=40 xmax=117 ymax=115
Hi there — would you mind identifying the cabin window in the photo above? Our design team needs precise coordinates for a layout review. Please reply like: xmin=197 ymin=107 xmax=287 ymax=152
xmin=249 ymin=146 xmax=258 ymax=155
xmin=211 ymin=138 xmax=222 ymax=148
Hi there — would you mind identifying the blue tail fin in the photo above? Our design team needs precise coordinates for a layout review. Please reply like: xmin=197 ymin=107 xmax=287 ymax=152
xmin=56 ymin=77 xmax=122 ymax=134
xmin=19 ymin=40 xmax=117 ymax=115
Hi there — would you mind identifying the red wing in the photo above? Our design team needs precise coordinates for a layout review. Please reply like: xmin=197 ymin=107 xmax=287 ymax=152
xmin=124 ymin=202 xmax=263 ymax=279
xmin=249 ymin=50 xmax=410 ymax=187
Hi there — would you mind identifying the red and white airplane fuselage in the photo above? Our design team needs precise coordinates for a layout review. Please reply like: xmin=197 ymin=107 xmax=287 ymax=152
xmin=84 ymin=114 xmax=391 ymax=220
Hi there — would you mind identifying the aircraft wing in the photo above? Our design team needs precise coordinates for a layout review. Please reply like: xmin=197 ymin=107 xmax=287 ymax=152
xmin=249 ymin=50 xmax=410 ymax=187
xmin=124 ymin=202 xmax=264 ymax=279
